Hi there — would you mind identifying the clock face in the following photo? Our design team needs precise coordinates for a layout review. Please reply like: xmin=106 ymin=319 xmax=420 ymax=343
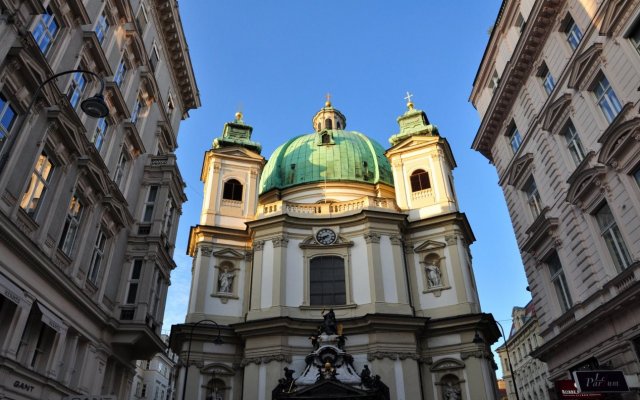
xmin=316 ymin=228 xmax=337 ymax=245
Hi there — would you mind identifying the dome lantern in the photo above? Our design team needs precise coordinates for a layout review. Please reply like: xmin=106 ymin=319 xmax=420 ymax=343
xmin=312 ymin=94 xmax=347 ymax=132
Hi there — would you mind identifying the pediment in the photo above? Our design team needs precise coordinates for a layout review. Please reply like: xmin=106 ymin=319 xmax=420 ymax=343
xmin=102 ymin=195 xmax=133 ymax=229
xmin=276 ymin=379 xmax=382 ymax=399
xmin=386 ymin=137 xmax=457 ymax=169
xmin=522 ymin=208 xmax=559 ymax=254
xmin=542 ymin=94 xmax=572 ymax=133
xmin=212 ymin=248 xmax=245 ymax=260
xmin=299 ymin=234 xmax=353 ymax=248
xmin=597 ymin=115 xmax=640 ymax=170
xmin=213 ymin=146 xmax=265 ymax=160
xmin=201 ymin=363 xmax=235 ymax=376
xmin=568 ymin=43 xmax=603 ymax=90
xmin=566 ymin=161 xmax=607 ymax=209
xmin=507 ymin=153 xmax=534 ymax=188
xmin=599 ymin=0 xmax=632 ymax=36
xmin=413 ymin=240 xmax=446 ymax=253
xmin=430 ymin=357 xmax=465 ymax=372
xmin=46 ymin=110 xmax=85 ymax=156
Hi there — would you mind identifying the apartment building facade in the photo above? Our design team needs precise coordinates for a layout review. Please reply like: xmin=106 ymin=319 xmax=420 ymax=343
xmin=0 ymin=1 xmax=198 ymax=399
xmin=470 ymin=0 xmax=640 ymax=398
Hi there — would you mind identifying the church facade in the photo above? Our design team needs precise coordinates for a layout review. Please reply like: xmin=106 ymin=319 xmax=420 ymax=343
xmin=171 ymin=100 xmax=501 ymax=400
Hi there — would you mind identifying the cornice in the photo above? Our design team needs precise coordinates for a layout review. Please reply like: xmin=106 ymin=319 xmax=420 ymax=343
xmin=472 ymin=0 xmax=562 ymax=161
xmin=151 ymin=0 xmax=200 ymax=112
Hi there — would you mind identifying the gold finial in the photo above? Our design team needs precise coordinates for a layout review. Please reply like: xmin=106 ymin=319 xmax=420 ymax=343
xmin=235 ymin=110 xmax=243 ymax=121
xmin=325 ymin=92 xmax=332 ymax=107
xmin=404 ymin=91 xmax=414 ymax=110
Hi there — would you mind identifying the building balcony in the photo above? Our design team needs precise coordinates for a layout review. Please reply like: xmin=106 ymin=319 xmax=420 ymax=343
xmin=258 ymin=196 xmax=399 ymax=219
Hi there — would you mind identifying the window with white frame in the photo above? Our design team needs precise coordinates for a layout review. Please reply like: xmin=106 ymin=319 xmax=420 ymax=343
xmin=95 ymin=11 xmax=109 ymax=44
xmin=150 ymin=45 xmax=160 ymax=71
xmin=595 ymin=203 xmax=632 ymax=271
xmin=125 ymin=259 xmax=143 ymax=304
xmin=20 ymin=151 xmax=55 ymax=217
xmin=67 ymin=71 xmax=87 ymax=108
xmin=130 ymin=92 xmax=145 ymax=124
xmin=547 ymin=252 xmax=572 ymax=312
xmin=0 ymin=92 xmax=17 ymax=148
xmin=538 ymin=63 xmax=555 ymax=95
xmin=32 ymin=6 xmax=59 ymax=54
xmin=17 ymin=306 xmax=57 ymax=373
xmin=524 ymin=176 xmax=542 ymax=218
xmin=563 ymin=15 xmax=582 ymax=50
xmin=593 ymin=74 xmax=622 ymax=123
xmin=222 ymin=179 xmax=243 ymax=201
xmin=507 ymin=123 xmax=523 ymax=153
xmin=162 ymin=197 xmax=174 ymax=236
xmin=88 ymin=230 xmax=107 ymax=284
xmin=409 ymin=169 xmax=431 ymax=192
xmin=135 ymin=4 xmax=148 ymax=34
xmin=142 ymin=185 xmax=159 ymax=222
xmin=113 ymin=150 xmax=128 ymax=189
xmin=58 ymin=190 xmax=83 ymax=256
xmin=93 ymin=117 xmax=109 ymax=151
xmin=563 ymin=121 xmax=586 ymax=166
xmin=114 ymin=57 xmax=127 ymax=87
xmin=310 ymin=256 xmax=346 ymax=306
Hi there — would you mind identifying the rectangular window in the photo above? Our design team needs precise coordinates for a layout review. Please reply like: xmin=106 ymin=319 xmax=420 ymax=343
xmin=547 ymin=252 xmax=572 ymax=312
xmin=563 ymin=121 xmax=586 ymax=165
xmin=20 ymin=152 xmax=55 ymax=217
xmin=95 ymin=11 xmax=109 ymax=44
xmin=595 ymin=203 xmax=632 ymax=271
xmin=114 ymin=58 xmax=127 ymax=87
xmin=564 ymin=16 xmax=582 ymax=50
xmin=507 ymin=124 xmax=523 ymax=153
xmin=150 ymin=272 xmax=162 ymax=318
xmin=0 ymin=92 xmax=17 ymax=148
xmin=593 ymin=75 xmax=622 ymax=123
xmin=30 ymin=323 xmax=55 ymax=371
xmin=114 ymin=151 xmax=128 ymax=188
xmin=538 ymin=63 xmax=556 ymax=95
xmin=515 ymin=13 xmax=525 ymax=33
xmin=167 ymin=94 xmax=175 ymax=118
xmin=524 ymin=177 xmax=542 ymax=218
xmin=93 ymin=118 xmax=109 ymax=151
xmin=162 ymin=198 xmax=174 ymax=236
xmin=310 ymin=256 xmax=346 ymax=306
xmin=130 ymin=93 xmax=144 ymax=124
xmin=32 ymin=7 xmax=59 ymax=54
xmin=150 ymin=46 xmax=160 ymax=72
xmin=143 ymin=185 xmax=158 ymax=222
xmin=58 ymin=190 xmax=83 ymax=256
xmin=88 ymin=230 xmax=107 ymax=284
xmin=68 ymin=71 xmax=87 ymax=108
xmin=489 ymin=69 xmax=500 ymax=91
xmin=136 ymin=4 xmax=148 ymax=34
xmin=126 ymin=259 xmax=143 ymax=304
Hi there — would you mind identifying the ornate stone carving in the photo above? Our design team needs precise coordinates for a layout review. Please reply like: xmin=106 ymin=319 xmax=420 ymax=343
xmin=240 ymin=354 xmax=291 ymax=366
xmin=272 ymin=236 xmax=289 ymax=248
xmin=445 ymin=235 xmax=457 ymax=245
xmin=200 ymin=246 xmax=213 ymax=256
xmin=389 ymin=235 xmax=403 ymax=245
xmin=367 ymin=352 xmax=419 ymax=361
xmin=364 ymin=232 xmax=381 ymax=244
xmin=253 ymin=240 xmax=265 ymax=251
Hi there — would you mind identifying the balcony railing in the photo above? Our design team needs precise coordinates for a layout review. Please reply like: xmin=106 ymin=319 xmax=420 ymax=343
xmin=259 ymin=196 xmax=398 ymax=218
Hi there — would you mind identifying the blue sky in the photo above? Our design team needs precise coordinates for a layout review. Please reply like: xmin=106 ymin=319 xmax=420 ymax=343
xmin=164 ymin=0 xmax=530 ymax=374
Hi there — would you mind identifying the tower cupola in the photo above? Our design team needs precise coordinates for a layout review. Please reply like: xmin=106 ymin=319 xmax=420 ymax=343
xmin=312 ymin=95 xmax=347 ymax=132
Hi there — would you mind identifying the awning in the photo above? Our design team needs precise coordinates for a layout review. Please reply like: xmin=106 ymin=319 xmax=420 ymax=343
xmin=36 ymin=302 xmax=67 ymax=333
xmin=0 ymin=272 xmax=27 ymax=306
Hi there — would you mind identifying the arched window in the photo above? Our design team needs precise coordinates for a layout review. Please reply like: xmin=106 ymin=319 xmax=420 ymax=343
xmin=222 ymin=179 xmax=243 ymax=201
xmin=410 ymin=169 xmax=431 ymax=192
xmin=310 ymin=256 xmax=345 ymax=306
xmin=317 ymin=122 xmax=322 ymax=131
xmin=336 ymin=121 xmax=342 ymax=129
xmin=325 ymin=118 xmax=333 ymax=130
xmin=322 ymin=133 xmax=331 ymax=144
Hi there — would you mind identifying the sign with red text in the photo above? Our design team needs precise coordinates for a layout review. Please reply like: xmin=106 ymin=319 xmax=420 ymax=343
xmin=572 ymin=371 xmax=629 ymax=393
xmin=555 ymin=380 xmax=603 ymax=399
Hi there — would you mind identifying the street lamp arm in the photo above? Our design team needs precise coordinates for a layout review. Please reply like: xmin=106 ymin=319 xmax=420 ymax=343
xmin=495 ymin=320 xmax=521 ymax=400
xmin=0 ymin=68 xmax=108 ymax=174
xmin=180 ymin=319 xmax=223 ymax=400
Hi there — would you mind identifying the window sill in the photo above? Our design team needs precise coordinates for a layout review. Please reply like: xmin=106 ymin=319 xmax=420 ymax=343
xmin=299 ymin=303 xmax=357 ymax=311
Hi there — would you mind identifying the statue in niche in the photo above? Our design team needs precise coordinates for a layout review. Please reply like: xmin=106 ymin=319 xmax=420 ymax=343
xmin=443 ymin=381 xmax=461 ymax=400
xmin=320 ymin=308 xmax=337 ymax=335
xmin=425 ymin=261 xmax=442 ymax=288
xmin=218 ymin=268 xmax=235 ymax=293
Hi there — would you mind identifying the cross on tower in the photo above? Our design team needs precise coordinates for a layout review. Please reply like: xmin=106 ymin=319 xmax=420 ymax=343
xmin=404 ymin=91 xmax=413 ymax=104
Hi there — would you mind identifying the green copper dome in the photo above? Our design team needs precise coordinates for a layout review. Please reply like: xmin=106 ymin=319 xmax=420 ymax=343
xmin=259 ymin=129 xmax=394 ymax=194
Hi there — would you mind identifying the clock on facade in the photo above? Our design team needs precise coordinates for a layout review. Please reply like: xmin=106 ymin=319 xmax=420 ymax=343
xmin=315 ymin=228 xmax=337 ymax=245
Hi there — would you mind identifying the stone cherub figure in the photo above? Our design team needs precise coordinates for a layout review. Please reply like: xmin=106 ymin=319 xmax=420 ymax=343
xmin=443 ymin=381 xmax=461 ymax=400
xmin=320 ymin=308 xmax=337 ymax=335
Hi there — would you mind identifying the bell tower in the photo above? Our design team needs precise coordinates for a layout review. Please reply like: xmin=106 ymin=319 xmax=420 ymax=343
xmin=186 ymin=112 xmax=264 ymax=324
xmin=385 ymin=96 xmax=458 ymax=222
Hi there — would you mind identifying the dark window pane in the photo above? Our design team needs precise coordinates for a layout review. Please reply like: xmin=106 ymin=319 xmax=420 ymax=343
xmin=309 ymin=256 xmax=345 ymax=306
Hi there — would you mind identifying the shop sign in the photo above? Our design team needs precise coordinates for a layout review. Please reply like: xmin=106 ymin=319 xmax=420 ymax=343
xmin=63 ymin=397 xmax=116 ymax=400
xmin=572 ymin=371 xmax=629 ymax=393
xmin=555 ymin=380 xmax=602 ymax=399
